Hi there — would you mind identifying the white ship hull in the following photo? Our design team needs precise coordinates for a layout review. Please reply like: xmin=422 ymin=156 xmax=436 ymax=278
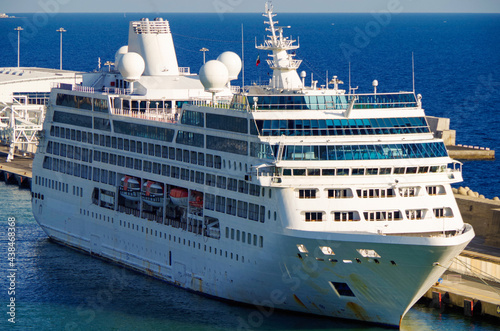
xmin=32 ymin=194 xmax=473 ymax=327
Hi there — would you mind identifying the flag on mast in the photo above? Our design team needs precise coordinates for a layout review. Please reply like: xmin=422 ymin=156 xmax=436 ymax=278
xmin=256 ymin=55 xmax=261 ymax=66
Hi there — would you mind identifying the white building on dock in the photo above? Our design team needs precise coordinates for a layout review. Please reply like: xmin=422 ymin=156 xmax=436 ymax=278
xmin=0 ymin=67 xmax=82 ymax=161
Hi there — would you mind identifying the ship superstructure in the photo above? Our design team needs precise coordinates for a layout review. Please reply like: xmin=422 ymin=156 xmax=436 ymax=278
xmin=31 ymin=4 xmax=474 ymax=328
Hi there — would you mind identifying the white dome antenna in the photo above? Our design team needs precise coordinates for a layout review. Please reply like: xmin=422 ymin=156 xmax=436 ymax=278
xmin=119 ymin=52 xmax=145 ymax=82
xmin=199 ymin=60 xmax=229 ymax=92
xmin=118 ymin=52 xmax=145 ymax=94
xmin=114 ymin=46 xmax=129 ymax=70
xmin=199 ymin=60 xmax=229 ymax=104
xmin=217 ymin=51 xmax=242 ymax=81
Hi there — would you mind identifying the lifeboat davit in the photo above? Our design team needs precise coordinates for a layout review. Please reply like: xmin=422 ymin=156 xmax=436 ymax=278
xmin=119 ymin=176 xmax=141 ymax=201
xmin=142 ymin=181 xmax=164 ymax=207
xmin=169 ymin=188 xmax=188 ymax=207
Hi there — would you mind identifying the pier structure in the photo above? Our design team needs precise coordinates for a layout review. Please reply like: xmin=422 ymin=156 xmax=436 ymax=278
xmin=426 ymin=116 xmax=495 ymax=160
xmin=422 ymin=247 xmax=500 ymax=320
xmin=0 ymin=67 xmax=82 ymax=161
xmin=0 ymin=146 xmax=32 ymax=188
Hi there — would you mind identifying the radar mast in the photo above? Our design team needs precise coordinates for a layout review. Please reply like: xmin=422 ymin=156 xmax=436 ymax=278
xmin=256 ymin=2 xmax=303 ymax=90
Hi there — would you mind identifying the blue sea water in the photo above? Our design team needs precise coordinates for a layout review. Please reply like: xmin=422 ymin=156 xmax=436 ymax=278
xmin=0 ymin=12 xmax=499 ymax=330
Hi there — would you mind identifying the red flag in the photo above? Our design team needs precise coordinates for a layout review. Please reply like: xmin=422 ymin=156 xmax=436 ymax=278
xmin=256 ymin=55 xmax=261 ymax=66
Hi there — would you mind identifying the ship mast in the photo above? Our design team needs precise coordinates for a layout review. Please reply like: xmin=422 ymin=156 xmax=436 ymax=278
xmin=256 ymin=2 xmax=303 ymax=90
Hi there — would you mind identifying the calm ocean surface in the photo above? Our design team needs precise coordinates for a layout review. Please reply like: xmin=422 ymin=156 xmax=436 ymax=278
xmin=0 ymin=12 xmax=499 ymax=330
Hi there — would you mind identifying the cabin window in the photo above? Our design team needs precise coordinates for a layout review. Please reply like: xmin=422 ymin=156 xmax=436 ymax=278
xmin=305 ymin=212 xmax=323 ymax=222
xmin=399 ymin=187 xmax=419 ymax=197
xmin=299 ymin=189 xmax=317 ymax=199
xmin=328 ymin=189 xmax=352 ymax=199
xmin=226 ymin=198 xmax=237 ymax=216
xmin=237 ymin=201 xmax=248 ymax=219
xmin=322 ymin=169 xmax=335 ymax=176
xmin=426 ymin=185 xmax=446 ymax=195
xmin=333 ymin=211 xmax=361 ymax=222
xmin=434 ymin=207 xmax=453 ymax=218
xmin=356 ymin=188 xmax=395 ymax=198
xmin=363 ymin=211 xmax=401 ymax=221
xmin=406 ymin=209 xmax=425 ymax=220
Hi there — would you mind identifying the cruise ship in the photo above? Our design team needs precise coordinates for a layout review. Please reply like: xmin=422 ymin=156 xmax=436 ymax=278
xmin=31 ymin=3 xmax=474 ymax=328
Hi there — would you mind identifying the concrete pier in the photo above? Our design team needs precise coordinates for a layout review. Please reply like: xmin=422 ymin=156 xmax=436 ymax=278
xmin=422 ymin=245 xmax=500 ymax=321
xmin=422 ymin=270 xmax=500 ymax=319
xmin=448 ymin=145 xmax=495 ymax=160
xmin=0 ymin=145 xmax=33 ymax=189
xmin=426 ymin=116 xmax=495 ymax=160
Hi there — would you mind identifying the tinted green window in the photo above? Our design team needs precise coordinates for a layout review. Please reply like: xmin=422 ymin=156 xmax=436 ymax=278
xmin=56 ymin=93 xmax=92 ymax=110
xmin=176 ymin=131 xmax=204 ymax=147
xmin=206 ymin=113 xmax=248 ymax=134
xmin=206 ymin=135 xmax=247 ymax=155
xmin=181 ymin=110 xmax=204 ymax=127
xmin=281 ymin=142 xmax=447 ymax=161
xmin=113 ymin=120 xmax=174 ymax=142
xmin=53 ymin=111 xmax=92 ymax=128
xmin=94 ymin=98 xmax=109 ymax=113
xmin=94 ymin=117 xmax=111 ymax=131
xmin=256 ymin=117 xmax=429 ymax=136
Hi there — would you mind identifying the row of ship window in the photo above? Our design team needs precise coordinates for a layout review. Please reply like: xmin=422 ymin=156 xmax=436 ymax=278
xmin=281 ymin=142 xmax=448 ymax=161
xmin=42 ymin=156 xmax=118 ymax=185
xmin=32 ymin=176 xmax=85 ymax=200
xmin=255 ymin=117 xmax=430 ymax=136
xmin=42 ymin=155 xmax=273 ymax=224
xmin=42 ymin=155 xmax=265 ymax=199
xmin=280 ymin=165 xmax=447 ymax=177
xmin=52 ymin=113 xmax=252 ymax=157
xmin=304 ymin=208 xmax=453 ymax=222
xmin=49 ymin=124 xmax=257 ymax=167
xmin=298 ymin=186 xmax=446 ymax=199
xmin=205 ymin=194 xmax=266 ymax=222
xmin=78 ymin=208 xmax=255 ymax=263
xmin=225 ymin=227 xmax=264 ymax=248
xmin=181 ymin=110 xmax=430 ymax=138
xmin=55 ymin=93 xmax=109 ymax=112
xmin=48 ymin=126 xmax=449 ymax=184
xmin=239 ymin=93 xmax=417 ymax=110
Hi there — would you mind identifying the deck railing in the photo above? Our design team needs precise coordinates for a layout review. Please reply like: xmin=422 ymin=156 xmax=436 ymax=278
xmin=110 ymin=108 xmax=177 ymax=123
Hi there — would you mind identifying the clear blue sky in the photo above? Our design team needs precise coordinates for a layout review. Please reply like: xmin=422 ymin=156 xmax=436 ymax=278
xmin=3 ymin=0 xmax=500 ymax=13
